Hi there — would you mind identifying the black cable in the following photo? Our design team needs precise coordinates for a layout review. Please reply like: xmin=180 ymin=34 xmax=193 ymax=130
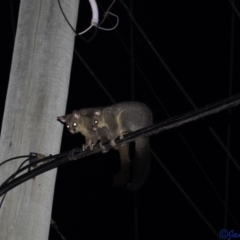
xmin=57 ymin=0 xmax=77 ymax=35
xmin=0 ymin=152 xmax=70 ymax=192
xmin=0 ymin=153 xmax=68 ymax=188
xmin=0 ymin=155 xmax=70 ymax=197
xmin=0 ymin=158 xmax=33 ymax=188
xmin=0 ymin=157 xmax=31 ymax=210
xmin=57 ymin=0 xmax=118 ymax=42
xmin=100 ymin=92 xmax=240 ymax=148
xmin=83 ymin=3 xmax=240 ymax=228
xmin=0 ymin=193 xmax=7 ymax=209
xmin=1 ymin=92 xmax=240 ymax=197
xmin=0 ymin=155 xmax=31 ymax=168
xmin=57 ymin=0 xmax=97 ymax=42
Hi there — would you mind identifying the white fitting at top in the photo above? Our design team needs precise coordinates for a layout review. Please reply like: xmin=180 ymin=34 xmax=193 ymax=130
xmin=88 ymin=0 xmax=99 ymax=26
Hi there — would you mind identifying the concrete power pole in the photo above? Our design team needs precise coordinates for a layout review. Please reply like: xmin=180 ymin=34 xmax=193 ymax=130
xmin=0 ymin=0 xmax=79 ymax=239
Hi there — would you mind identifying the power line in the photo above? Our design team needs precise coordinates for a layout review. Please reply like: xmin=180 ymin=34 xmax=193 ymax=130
xmin=118 ymin=0 xmax=239 ymax=190
xmin=0 ymin=156 xmax=31 ymax=209
xmin=1 ymin=92 xmax=240 ymax=198
xmin=73 ymin=46 xmax=240 ymax=228
xmin=74 ymin=19 xmax=240 ymax=227
xmin=0 ymin=155 xmax=31 ymax=168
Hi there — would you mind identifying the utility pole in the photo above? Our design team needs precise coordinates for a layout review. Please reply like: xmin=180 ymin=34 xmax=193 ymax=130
xmin=0 ymin=0 xmax=79 ymax=239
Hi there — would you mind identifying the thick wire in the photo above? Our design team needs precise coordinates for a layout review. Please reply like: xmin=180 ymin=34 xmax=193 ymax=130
xmin=118 ymin=0 xmax=240 ymax=193
xmin=0 ymin=153 xmax=67 ymax=189
xmin=1 ymin=92 xmax=240 ymax=197
xmin=0 ymin=155 xmax=31 ymax=168
xmin=57 ymin=0 xmax=118 ymax=37
xmin=74 ymin=43 xmax=240 ymax=228
xmin=0 ymin=157 xmax=31 ymax=210
xmin=76 ymin=2 xmax=240 ymax=229
xmin=74 ymin=12 xmax=240 ymax=227
xmin=1 ymin=158 xmax=33 ymax=188
xmin=4 ymin=0 xmax=240 ymax=231
xmin=0 ymin=155 xmax=70 ymax=197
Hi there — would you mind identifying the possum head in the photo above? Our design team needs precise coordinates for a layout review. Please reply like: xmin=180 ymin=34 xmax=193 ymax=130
xmin=57 ymin=110 xmax=82 ymax=134
xmin=91 ymin=109 xmax=103 ymax=131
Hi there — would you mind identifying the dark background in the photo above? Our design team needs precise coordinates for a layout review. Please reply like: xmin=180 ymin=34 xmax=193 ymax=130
xmin=1 ymin=1 xmax=240 ymax=240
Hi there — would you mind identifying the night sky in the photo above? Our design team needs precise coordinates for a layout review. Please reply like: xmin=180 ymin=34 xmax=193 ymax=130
xmin=1 ymin=1 xmax=240 ymax=240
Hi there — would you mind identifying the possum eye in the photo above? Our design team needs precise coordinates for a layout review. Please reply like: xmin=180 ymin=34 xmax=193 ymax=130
xmin=66 ymin=125 xmax=70 ymax=128
xmin=73 ymin=122 xmax=77 ymax=127
xmin=94 ymin=120 xmax=98 ymax=125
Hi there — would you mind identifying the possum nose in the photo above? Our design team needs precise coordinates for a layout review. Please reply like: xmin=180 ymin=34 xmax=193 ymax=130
xmin=92 ymin=127 xmax=98 ymax=131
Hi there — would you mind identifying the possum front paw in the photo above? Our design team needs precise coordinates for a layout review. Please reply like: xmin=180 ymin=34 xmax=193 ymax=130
xmin=99 ymin=142 xmax=109 ymax=153
xmin=82 ymin=143 xmax=94 ymax=151
xmin=82 ymin=144 xmax=88 ymax=151
xmin=110 ymin=139 xmax=116 ymax=147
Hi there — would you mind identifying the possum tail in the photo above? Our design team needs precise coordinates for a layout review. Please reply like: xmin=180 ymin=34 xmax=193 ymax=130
xmin=112 ymin=144 xmax=131 ymax=187
xmin=127 ymin=137 xmax=150 ymax=191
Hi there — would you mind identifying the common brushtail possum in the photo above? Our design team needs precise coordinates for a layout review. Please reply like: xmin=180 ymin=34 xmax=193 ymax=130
xmin=57 ymin=108 xmax=131 ymax=186
xmin=91 ymin=101 xmax=153 ymax=191
xmin=57 ymin=102 xmax=152 ymax=191
xmin=57 ymin=108 xmax=108 ymax=151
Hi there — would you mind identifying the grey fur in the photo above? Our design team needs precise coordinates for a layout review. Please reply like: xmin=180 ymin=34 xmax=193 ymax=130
xmin=57 ymin=102 xmax=152 ymax=190
xmin=91 ymin=101 xmax=153 ymax=190
xmin=57 ymin=108 xmax=105 ymax=150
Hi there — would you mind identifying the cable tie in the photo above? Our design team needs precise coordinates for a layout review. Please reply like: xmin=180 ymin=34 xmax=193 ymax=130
xmin=29 ymin=152 xmax=46 ymax=170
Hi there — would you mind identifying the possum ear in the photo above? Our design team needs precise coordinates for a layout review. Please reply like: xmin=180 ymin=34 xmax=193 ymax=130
xmin=72 ymin=110 xmax=80 ymax=119
xmin=93 ymin=109 xmax=101 ymax=116
xmin=57 ymin=115 xmax=67 ymax=123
